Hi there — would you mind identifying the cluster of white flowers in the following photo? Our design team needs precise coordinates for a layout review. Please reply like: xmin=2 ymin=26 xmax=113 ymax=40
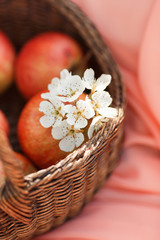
xmin=39 ymin=68 xmax=117 ymax=152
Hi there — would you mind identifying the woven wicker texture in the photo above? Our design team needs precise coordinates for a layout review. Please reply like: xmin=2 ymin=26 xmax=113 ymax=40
xmin=0 ymin=0 xmax=125 ymax=239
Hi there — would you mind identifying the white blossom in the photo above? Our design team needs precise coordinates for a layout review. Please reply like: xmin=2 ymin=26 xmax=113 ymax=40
xmin=57 ymin=75 xmax=85 ymax=102
xmin=60 ymin=69 xmax=71 ymax=79
xmin=39 ymin=97 xmax=65 ymax=128
xmin=47 ymin=69 xmax=72 ymax=95
xmin=64 ymin=99 xmax=95 ymax=129
xmin=48 ymin=77 xmax=59 ymax=93
xmin=91 ymin=91 xmax=117 ymax=118
xmin=83 ymin=68 xmax=111 ymax=92
xmin=88 ymin=116 xmax=104 ymax=139
xmin=51 ymin=120 xmax=84 ymax=152
xmin=39 ymin=68 xmax=117 ymax=152
xmin=41 ymin=91 xmax=54 ymax=100
xmin=88 ymin=115 xmax=116 ymax=139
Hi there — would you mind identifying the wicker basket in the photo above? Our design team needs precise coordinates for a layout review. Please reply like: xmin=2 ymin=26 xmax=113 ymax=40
xmin=0 ymin=0 xmax=125 ymax=239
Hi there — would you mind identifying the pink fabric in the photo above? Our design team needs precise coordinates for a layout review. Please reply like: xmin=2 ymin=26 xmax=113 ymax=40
xmin=33 ymin=0 xmax=160 ymax=239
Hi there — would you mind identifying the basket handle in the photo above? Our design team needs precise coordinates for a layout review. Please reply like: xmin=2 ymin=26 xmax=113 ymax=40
xmin=0 ymin=129 xmax=33 ymax=224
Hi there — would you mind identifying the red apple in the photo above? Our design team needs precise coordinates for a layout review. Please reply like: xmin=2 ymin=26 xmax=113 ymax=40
xmin=17 ymin=91 xmax=69 ymax=169
xmin=17 ymin=90 xmax=88 ymax=169
xmin=0 ymin=31 xmax=15 ymax=94
xmin=15 ymin=32 xmax=84 ymax=99
xmin=0 ymin=110 xmax=10 ymax=136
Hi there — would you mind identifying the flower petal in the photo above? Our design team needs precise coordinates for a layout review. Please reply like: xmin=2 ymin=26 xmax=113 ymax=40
xmin=74 ymin=116 xmax=87 ymax=129
xmin=83 ymin=106 xmax=95 ymax=119
xmin=83 ymin=68 xmax=95 ymax=89
xmin=40 ymin=115 xmax=55 ymax=128
xmin=77 ymin=99 xmax=95 ymax=119
xmin=41 ymin=92 xmax=52 ymax=100
xmin=51 ymin=120 xmax=69 ymax=140
xmin=39 ymin=101 xmax=54 ymax=114
xmin=66 ymin=113 xmax=77 ymax=126
xmin=59 ymin=135 xmax=75 ymax=152
xmin=57 ymin=75 xmax=85 ymax=102
xmin=58 ymin=94 xmax=79 ymax=102
xmin=70 ymin=75 xmax=85 ymax=93
xmin=60 ymin=69 xmax=70 ymax=79
xmin=64 ymin=105 xmax=76 ymax=114
xmin=54 ymin=116 xmax=63 ymax=127
xmin=76 ymin=99 xmax=86 ymax=111
xmin=87 ymin=116 xmax=102 ymax=139
xmin=57 ymin=82 xmax=70 ymax=96
xmin=60 ymin=103 xmax=67 ymax=116
xmin=92 ymin=91 xmax=112 ymax=108
xmin=74 ymin=132 xmax=84 ymax=148
xmin=50 ymin=96 xmax=62 ymax=108
xmin=48 ymin=77 xmax=59 ymax=91
xmin=97 ymin=107 xmax=117 ymax=118
xmin=95 ymin=74 xmax=111 ymax=92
